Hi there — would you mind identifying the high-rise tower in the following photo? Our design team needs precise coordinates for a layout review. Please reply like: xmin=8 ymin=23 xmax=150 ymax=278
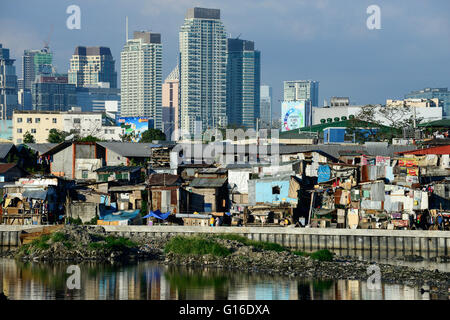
xmin=179 ymin=7 xmax=227 ymax=135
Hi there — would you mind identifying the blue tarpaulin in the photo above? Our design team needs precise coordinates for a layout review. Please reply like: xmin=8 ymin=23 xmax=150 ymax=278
xmin=318 ymin=165 xmax=331 ymax=183
xmin=100 ymin=209 xmax=140 ymax=221
xmin=143 ymin=209 xmax=171 ymax=220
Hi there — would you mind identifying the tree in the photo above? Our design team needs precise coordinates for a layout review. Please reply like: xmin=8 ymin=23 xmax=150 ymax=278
xmin=140 ymin=129 xmax=166 ymax=142
xmin=23 ymin=131 xmax=35 ymax=143
xmin=77 ymin=135 xmax=102 ymax=142
xmin=346 ymin=105 xmax=409 ymax=143
xmin=47 ymin=129 xmax=70 ymax=143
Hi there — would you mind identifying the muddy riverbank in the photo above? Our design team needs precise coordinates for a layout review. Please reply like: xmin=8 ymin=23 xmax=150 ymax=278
xmin=1 ymin=226 xmax=449 ymax=296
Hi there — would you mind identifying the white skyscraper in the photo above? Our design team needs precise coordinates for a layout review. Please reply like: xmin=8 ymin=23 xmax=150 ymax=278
xmin=260 ymin=85 xmax=272 ymax=128
xmin=120 ymin=31 xmax=162 ymax=128
xmin=179 ymin=7 xmax=227 ymax=135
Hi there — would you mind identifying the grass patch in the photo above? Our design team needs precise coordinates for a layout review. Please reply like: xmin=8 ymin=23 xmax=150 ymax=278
xmin=310 ymin=249 xmax=334 ymax=262
xmin=51 ymin=232 xmax=67 ymax=242
xmin=88 ymin=242 xmax=103 ymax=250
xmin=104 ymin=236 xmax=138 ymax=250
xmin=87 ymin=236 xmax=138 ymax=251
xmin=293 ymin=250 xmax=311 ymax=257
xmin=165 ymin=236 xmax=231 ymax=257
xmin=215 ymin=234 xmax=286 ymax=252
xmin=30 ymin=234 xmax=51 ymax=250
xmin=294 ymin=249 xmax=334 ymax=261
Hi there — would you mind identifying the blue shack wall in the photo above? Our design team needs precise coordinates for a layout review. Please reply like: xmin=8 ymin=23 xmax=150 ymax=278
xmin=254 ymin=179 xmax=297 ymax=204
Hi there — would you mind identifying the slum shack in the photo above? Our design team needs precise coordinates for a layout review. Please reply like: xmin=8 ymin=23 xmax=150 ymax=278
xmin=187 ymin=177 xmax=228 ymax=213
xmin=147 ymin=173 xmax=186 ymax=214
xmin=66 ymin=187 xmax=108 ymax=224
xmin=175 ymin=213 xmax=211 ymax=227
xmin=108 ymin=184 xmax=146 ymax=211
xmin=1 ymin=178 xmax=64 ymax=225
xmin=95 ymin=166 xmax=144 ymax=184
xmin=247 ymin=175 xmax=300 ymax=225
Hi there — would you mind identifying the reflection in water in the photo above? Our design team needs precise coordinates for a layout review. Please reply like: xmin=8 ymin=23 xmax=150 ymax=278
xmin=0 ymin=258 xmax=447 ymax=300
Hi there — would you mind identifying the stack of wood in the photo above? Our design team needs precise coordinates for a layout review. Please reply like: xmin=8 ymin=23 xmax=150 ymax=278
xmin=149 ymin=147 xmax=171 ymax=168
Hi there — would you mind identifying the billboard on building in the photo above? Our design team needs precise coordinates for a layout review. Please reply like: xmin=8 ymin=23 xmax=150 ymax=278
xmin=281 ymin=100 xmax=311 ymax=132
xmin=116 ymin=117 xmax=152 ymax=142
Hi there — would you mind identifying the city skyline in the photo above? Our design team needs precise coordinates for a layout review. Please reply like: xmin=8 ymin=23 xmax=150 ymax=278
xmin=2 ymin=0 xmax=450 ymax=120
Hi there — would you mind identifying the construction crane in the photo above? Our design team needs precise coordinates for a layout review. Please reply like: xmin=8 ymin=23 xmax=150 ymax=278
xmin=43 ymin=24 xmax=54 ymax=51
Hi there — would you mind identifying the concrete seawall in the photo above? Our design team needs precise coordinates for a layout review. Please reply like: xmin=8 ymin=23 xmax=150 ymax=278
xmin=101 ymin=225 xmax=450 ymax=258
xmin=2 ymin=225 xmax=449 ymax=259
xmin=0 ymin=226 xmax=42 ymax=247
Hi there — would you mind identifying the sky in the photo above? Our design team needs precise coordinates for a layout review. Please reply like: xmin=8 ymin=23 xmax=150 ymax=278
xmin=1 ymin=0 xmax=450 ymax=119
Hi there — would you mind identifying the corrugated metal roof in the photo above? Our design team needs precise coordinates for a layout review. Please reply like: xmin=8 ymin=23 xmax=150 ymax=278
xmin=23 ymin=143 xmax=58 ymax=155
xmin=0 ymin=143 xmax=14 ymax=159
xmin=95 ymin=166 xmax=142 ymax=173
xmin=147 ymin=173 xmax=181 ymax=186
xmin=98 ymin=142 xmax=161 ymax=157
xmin=397 ymin=144 xmax=450 ymax=155
xmin=190 ymin=177 xmax=227 ymax=188
xmin=0 ymin=163 xmax=17 ymax=174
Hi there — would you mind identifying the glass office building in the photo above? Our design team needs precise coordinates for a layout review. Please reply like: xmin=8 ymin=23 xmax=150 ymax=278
xmin=405 ymin=88 xmax=450 ymax=118
xmin=226 ymin=38 xmax=260 ymax=129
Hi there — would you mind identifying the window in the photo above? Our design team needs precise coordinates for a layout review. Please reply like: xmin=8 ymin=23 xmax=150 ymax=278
xmin=17 ymin=128 xmax=22 ymax=133
xmin=31 ymin=129 xmax=36 ymax=134
xmin=82 ymin=170 xmax=89 ymax=179
xmin=17 ymin=118 xmax=22 ymax=123
xmin=27 ymin=118 xmax=32 ymax=123
xmin=272 ymin=186 xmax=280 ymax=194
xmin=35 ymin=118 xmax=40 ymax=123
xmin=73 ymin=118 xmax=81 ymax=124
xmin=52 ymin=118 xmax=57 ymax=123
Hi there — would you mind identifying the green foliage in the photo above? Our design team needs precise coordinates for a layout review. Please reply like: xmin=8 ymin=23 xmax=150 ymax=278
xmin=47 ymin=129 xmax=69 ymax=143
xmin=215 ymin=234 xmax=287 ymax=252
xmin=87 ymin=236 xmax=137 ymax=251
xmin=140 ymin=128 xmax=166 ymax=142
xmin=103 ymin=236 xmax=138 ymax=250
xmin=165 ymin=236 xmax=231 ymax=257
xmin=51 ymin=232 xmax=67 ymax=242
xmin=77 ymin=135 xmax=102 ymax=142
xmin=84 ymin=215 xmax=99 ymax=225
xmin=88 ymin=242 xmax=103 ymax=250
xmin=67 ymin=217 xmax=83 ymax=225
xmin=293 ymin=250 xmax=311 ymax=257
xmin=23 ymin=131 xmax=35 ymax=143
xmin=293 ymin=249 xmax=334 ymax=261
xmin=30 ymin=234 xmax=50 ymax=250
xmin=310 ymin=249 xmax=334 ymax=262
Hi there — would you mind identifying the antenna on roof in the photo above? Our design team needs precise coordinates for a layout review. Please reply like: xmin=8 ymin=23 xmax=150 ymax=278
xmin=236 ymin=33 xmax=242 ymax=39
xmin=126 ymin=16 xmax=129 ymax=42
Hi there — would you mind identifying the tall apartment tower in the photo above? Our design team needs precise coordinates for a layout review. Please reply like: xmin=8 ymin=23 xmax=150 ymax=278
xmin=179 ymin=7 xmax=227 ymax=135
xmin=226 ymin=38 xmax=260 ymax=129
xmin=68 ymin=46 xmax=117 ymax=88
xmin=284 ymin=80 xmax=319 ymax=107
xmin=162 ymin=65 xmax=180 ymax=139
xmin=0 ymin=44 xmax=18 ymax=120
xmin=23 ymin=48 xmax=53 ymax=90
xmin=120 ymin=31 xmax=162 ymax=128
xmin=260 ymin=85 xmax=272 ymax=128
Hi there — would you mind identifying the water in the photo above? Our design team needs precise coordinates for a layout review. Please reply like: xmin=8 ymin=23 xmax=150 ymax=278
xmin=0 ymin=258 xmax=448 ymax=300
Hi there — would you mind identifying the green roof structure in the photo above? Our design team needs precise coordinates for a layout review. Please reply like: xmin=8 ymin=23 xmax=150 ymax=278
xmin=418 ymin=119 xmax=450 ymax=128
